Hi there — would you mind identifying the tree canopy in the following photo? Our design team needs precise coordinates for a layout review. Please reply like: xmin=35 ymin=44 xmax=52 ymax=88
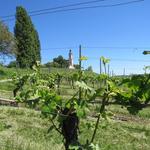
xmin=53 ymin=55 xmax=68 ymax=68
xmin=0 ymin=21 xmax=16 ymax=56
xmin=44 ymin=55 xmax=69 ymax=68
xmin=44 ymin=55 xmax=80 ymax=69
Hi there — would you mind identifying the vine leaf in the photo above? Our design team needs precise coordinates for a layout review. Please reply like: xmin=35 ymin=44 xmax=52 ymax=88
xmin=47 ymin=125 xmax=55 ymax=133
xmin=75 ymin=81 xmax=96 ymax=94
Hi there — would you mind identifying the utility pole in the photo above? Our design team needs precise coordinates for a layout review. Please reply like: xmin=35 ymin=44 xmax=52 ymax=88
xmin=112 ymin=70 xmax=114 ymax=77
xmin=100 ymin=57 xmax=102 ymax=74
xmin=108 ymin=64 xmax=110 ymax=76
xmin=79 ymin=45 xmax=82 ymax=101
xmin=79 ymin=45 xmax=82 ymax=71
xmin=123 ymin=68 xmax=125 ymax=77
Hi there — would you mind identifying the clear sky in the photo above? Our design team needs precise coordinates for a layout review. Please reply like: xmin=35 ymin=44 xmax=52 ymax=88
xmin=0 ymin=0 xmax=150 ymax=75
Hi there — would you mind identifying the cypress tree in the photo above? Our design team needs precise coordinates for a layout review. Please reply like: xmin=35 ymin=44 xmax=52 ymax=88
xmin=34 ymin=30 xmax=41 ymax=62
xmin=14 ymin=6 xmax=41 ymax=68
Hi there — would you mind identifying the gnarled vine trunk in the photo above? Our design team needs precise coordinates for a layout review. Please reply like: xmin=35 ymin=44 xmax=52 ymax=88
xmin=62 ymin=108 xmax=79 ymax=150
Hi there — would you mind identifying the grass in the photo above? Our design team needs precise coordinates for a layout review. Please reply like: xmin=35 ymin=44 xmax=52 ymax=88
xmin=80 ymin=120 xmax=150 ymax=150
xmin=0 ymin=66 xmax=33 ymax=80
xmin=0 ymin=81 xmax=14 ymax=99
xmin=0 ymin=81 xmax=15 ymax=91
xmin=0 ymin=90 xmax=13 ymax=99
xmin=107 ymin=104 xmax=150 ymax=119
xmin=0 ymin=66 xmax=93 ymax=97
xmin=0 ymin=106 xmax=150 ymax=150
xmin=0 ymin=67 xmax=150 ymax=149
xmin=0 ymin=66 xmax=80 ymax=80
xmin=0 ymin=106 xmax=64 ymax=150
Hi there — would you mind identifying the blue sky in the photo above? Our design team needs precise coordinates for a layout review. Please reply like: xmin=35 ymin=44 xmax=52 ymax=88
xmin=0 ymin=0 xmax=150 ymax=75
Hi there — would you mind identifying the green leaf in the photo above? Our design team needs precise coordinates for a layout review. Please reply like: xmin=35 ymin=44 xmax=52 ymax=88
xmin=65 ymin=102 xmax=71 ymax=109
xmin=90 ymin=143 xmax=100 ymax=150
xmin=75 ymin=103 xmax=86 ymax=118
xmin=75 ymin=81 xmax=95 ymax=94
xmin=69 ymin=145 xmax=80 ymax=150
xmin=80 ymin=56 xmax=88 ymax=61
xmin=85 ymin=122 xmax=94 ymax=129
xmin=47 ymin=125 xmax=55 ymax=133
xmin=42 ymin=106 xmax=50 ymax=113
xmin=100 ymin=56 xmax=110 ymax=64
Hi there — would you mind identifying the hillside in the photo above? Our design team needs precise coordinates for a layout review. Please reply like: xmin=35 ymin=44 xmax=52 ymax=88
xmin=0 ymin=66 xmax=97 ymax=80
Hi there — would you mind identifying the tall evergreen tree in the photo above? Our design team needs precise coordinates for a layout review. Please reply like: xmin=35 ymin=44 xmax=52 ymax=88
xmin=34 ymin=30 xmax=41 ymax=62
xmin=14 ymin=6 xmax=41 ymax=68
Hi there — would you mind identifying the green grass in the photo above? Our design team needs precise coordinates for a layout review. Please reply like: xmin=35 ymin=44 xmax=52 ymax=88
xmin=0 ymin=66 xmax=33 ymax=80
xmin=0 ymin=81 xmax=15 ymax=91
xmin=0 ymin=90 xmax=13 ymax=99
xmin=0 ymin=66 xmax=96 ymax=96
xmin=0 ymin=106 xmax=150 ymax=150
xmin=0 ymin=81 xmax=14 ymax=99
xmin=107 ymin=104 xmax=150 ymax=119
xmin=80 ymin=120 xmax=150 ymax=150
xmin=41 ymin=67 xmax=96 ymax=76
xmin=0 ymin=67 xmax=150 ymax=149
xmin=0 ymin=106 xmax=64 ymax=150
xmin=0 ymin=66 xmax=97 ymax=80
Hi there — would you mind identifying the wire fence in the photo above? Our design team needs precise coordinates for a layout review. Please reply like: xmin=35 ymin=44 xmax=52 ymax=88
xmin=0 ymin=45 xmax=150 ymax=75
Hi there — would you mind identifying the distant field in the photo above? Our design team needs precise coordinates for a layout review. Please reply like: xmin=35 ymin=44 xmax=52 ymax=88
xmin=0 ymin=66 xmax=33 ymax=80
xmin=0 ymin=66 xmax=96 ymax=80
xmin=0 ymin=66 xmax=78 ymax=80
xmin=0 ymin=66 xmax=96 ymax=99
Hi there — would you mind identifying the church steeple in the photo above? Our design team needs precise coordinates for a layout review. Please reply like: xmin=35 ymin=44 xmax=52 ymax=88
xmin=69 ymin=50 xmax=74 ymax=69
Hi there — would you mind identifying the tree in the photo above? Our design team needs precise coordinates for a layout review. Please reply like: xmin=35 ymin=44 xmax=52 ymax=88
xmin=53 ymin=55 xmax=68 ymax=68
xmin=44 ymin=61 xmax=60 ymax=68
xmin=7 ymin=61 xmax=17 ymax=68
xmin=0 ymin=21 xmax=16 ymax=56
xmin=14 ymin=6 xmax=41 ymax=68
xmin=34 ymin=30 xmax=41 ymax=62
xmin=86 ymin=66 xmax=93 ymax=72
xmin=74 ymin=64 xmax=80 ymax=69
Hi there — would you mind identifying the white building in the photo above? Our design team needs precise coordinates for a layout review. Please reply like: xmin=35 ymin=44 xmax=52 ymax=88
xmin=68 ymin=50 xmax=75 ymax=69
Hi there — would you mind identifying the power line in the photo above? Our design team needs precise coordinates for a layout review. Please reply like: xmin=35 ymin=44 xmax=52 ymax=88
xmin=112 ymin=67 xmax=145 ymax=70
xmin=42 ymin=56 xmax=150 ymax=63
xmin=20 ymin=0 xmax=145 ymax=17
xmin=0 ymin=0 xmax=108 ymax=19
xmin=46 ymin=57 xmax=150 ymax=63
xmin=111 ymin=58 xmax=150 ymax=62
xmin=85 ymin=57 xmax=150 ymax=62
xmin=72 ymin=56 xmax=150 ymax=62
xmin=84 ymin=46 xmax=150 ymax=50
xmin=1 ymin=0 xmax=144 ymax=22
xmin=41 ymin=46 xmax=78 ymax=50
xmin=40 ymin=46 xmax=150 ymax=51
xmin=1 ymin=56 xmax=150 ymax=63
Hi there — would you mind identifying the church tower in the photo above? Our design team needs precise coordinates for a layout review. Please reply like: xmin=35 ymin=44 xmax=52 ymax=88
xmin=68 ymin=50 xmax=75 ymax=69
